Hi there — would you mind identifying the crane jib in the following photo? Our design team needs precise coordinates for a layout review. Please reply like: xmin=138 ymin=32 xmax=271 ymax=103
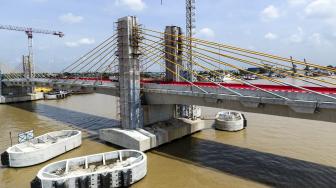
xmin=0 ymin=24 xmax=64 ymax=37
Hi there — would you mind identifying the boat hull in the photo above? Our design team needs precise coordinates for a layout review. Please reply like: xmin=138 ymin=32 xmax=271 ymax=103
xmin=33 ymin=150 xmax=147 ymax=188
xmin=44 ymin=93 xmax=67 ymax=100
xmin=2 ymin=130 xmax=82 ymax=167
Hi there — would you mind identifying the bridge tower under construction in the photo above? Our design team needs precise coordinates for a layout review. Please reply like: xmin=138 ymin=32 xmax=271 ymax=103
xmin=117 ymin=16 xmax=142 ymax=130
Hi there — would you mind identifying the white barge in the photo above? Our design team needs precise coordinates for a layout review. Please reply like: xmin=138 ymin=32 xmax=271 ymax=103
xmin=31 ymin=150 xmax=147 ymax=188
xmin=215 ymin=111 xmax=247 ymax=131
xmin=1 ymin=130 xmax=82 ymax=167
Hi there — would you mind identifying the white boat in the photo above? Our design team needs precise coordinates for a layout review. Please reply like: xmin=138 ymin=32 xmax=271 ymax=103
xmin=1 ymin=130 xmax=82 ymax=167
xmin=31 ymin=150 xmax=147 ymax=188
xmin=215 ymin=111 xmax=247 ymax=131
xmin=44 ymin=91 xmax=68 ymax=100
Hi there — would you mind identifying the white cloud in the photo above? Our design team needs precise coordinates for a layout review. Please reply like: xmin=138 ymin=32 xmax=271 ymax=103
xmin=59 ymin=13 xmax=84 ymax=24
xmin=309 ymin=33 xmax=322 ymax=45
xmin=115 ymin=0 xmax=146 ymax=11
xmin=78 ymin=38 xmax=95 ymax=45
xmin=264 ymin=32 xmax=278 ymax=40
xmin=305 ymin=0 xmax=336 ymax=18
xmin=308 ymin=32 xmax=332 ymax=46
xmin=288 ymin=0 xmax=308 ymax=6
xmin=289 ymin=27 xmax=304 ymax=43
xmin=65 ymin=38 xmax=95 ymax=47
xmin=198 ymin=28 xmax=215 ymax=38
xmin=305 ymin=0 xmax=336 ymax=26
xmin=65 ymin=42 xmax=78 ymax=47
xmin=261 ymin=5 xmax=280 ymax=22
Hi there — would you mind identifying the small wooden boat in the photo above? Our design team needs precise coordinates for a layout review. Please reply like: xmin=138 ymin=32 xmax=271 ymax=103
xmin=1 ymin=130 xmax=81 ymax=167
xmin=31 ymin=150 xmax=147 ymax=188
xmin=215 ymin=111 xmax=247 ymax=131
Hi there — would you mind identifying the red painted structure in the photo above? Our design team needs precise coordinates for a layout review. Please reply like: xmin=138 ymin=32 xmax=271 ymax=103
xmin=65 ymin=77 xmax=336 ymax=94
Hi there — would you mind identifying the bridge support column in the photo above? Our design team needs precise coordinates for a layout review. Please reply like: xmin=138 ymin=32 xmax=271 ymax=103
xmin=0 ymin=69 xmax=4 ymax=103
xmin=0 ymin=69 xmax=2 ymax=96
xmin=164 ymin=26 xmax=201 ymax=119
xmin=100 ymin=16 xmax=147 ymax=150
xmin=99 ymin=17 xmax=205 ymax=151
xmin=117 ymin=16 xmax=142 ymax=129
xmin=22 ymin=55 xmax=34 ymax=93
xmin=164 ymin=26 xmax=183 ymax=82
xmin=164 ymin=26 xmax=184 ymax=118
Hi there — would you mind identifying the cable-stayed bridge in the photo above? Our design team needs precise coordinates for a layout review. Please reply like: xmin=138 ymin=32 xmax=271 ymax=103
xmin=1 ymin=16 xmax=336 ymax=150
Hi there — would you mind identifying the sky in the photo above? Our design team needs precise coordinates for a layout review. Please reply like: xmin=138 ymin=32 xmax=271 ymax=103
xmin=0 ymin=0 xmax=336 ymax=72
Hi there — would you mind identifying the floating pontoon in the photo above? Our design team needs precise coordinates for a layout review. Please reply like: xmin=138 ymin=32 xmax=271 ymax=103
xmin=31 ymin=150 xmax=147 ymax=188
xmin=215 ymin=111 xmax=247 ymax=131
xmin=1 ymin=130 xmax=82 ymax=167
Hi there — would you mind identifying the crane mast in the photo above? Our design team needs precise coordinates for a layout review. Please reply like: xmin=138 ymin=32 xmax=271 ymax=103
xmin=0 ymin=25 xmax=64 ymax=79
xmin=160 ymin=0 xmax=198 ymax=119
xmin=185 ymin=0 xmax=198 ymax=120
xmin=186 ymin=0 xmax=196 ymax=81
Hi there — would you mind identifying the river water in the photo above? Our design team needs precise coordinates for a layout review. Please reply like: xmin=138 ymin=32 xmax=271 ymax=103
xmin=1 ymin=93 xmax=336 ymax=188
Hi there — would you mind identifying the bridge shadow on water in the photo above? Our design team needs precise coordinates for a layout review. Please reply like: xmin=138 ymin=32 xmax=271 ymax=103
xmin=8 ymin=103 xmax=336 ymax=187
xmin=10 ymin=102 xmax=120 ymax=134
xmin=154 ymin=137 xmax=336 ymax=188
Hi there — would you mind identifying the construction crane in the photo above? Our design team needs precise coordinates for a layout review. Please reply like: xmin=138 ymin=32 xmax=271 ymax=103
xmin=160 ymin=0 xmax=196 ymax=79
xmin=0 ymin=25 xmax=64 ymax=78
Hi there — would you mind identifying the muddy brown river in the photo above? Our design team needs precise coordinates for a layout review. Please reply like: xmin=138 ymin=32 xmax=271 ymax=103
xmin=1 ymin=93 xmax=336 ymax=188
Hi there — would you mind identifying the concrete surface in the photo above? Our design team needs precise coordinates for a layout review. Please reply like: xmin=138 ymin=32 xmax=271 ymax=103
xmin=6 ymin=130 xmax=81 ymax=167
xmin=99 ymin=118 xmax=205 ymax=151
xmin=0 ymin=92 xmax=44 ymax=104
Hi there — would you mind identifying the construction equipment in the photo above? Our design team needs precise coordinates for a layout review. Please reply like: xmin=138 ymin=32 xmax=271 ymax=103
xmin=160 ymin=0 xmax=196 ymax=66
xmin=160 ymin=0 xmax=198 ymax=119
xmin=0 ymin=25 xmax=64 ymax=78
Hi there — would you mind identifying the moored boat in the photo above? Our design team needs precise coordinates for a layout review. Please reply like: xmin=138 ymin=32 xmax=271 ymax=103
xmin=1 ymin=130 xmax=82 ymax=167
xmin=31 ymin=150 xmax=147 ymax=188
xmin=44 ymin=90 xmax=68 ymax=100
xmin=215 ymin=111 xmax=247 ymax=131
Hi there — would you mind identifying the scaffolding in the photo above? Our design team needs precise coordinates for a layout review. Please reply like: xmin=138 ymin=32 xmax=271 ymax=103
xmin=117 ymin=16 xmax=142 ymax=129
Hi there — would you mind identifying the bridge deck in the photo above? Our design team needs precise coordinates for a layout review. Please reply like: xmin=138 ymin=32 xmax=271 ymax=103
xmin=3 ymin=78 xmax=336 ymax=122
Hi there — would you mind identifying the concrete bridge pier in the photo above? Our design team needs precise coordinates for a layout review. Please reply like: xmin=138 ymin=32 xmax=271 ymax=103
xmin=100 ymin=18 xmax=205 ymax=151
xmin=164 ymin=26 xmax=201 ymax=120
xmin=116 ymin=16 xmax=142 ymax=130
xmin=164 ymin=26 xmax=184 ymax=118
xmin=100 ymin=16 xmax=147 ymax=149
xmin=0 ymin=69 xmax=2 ymax=96
xmin=23 ymin=54 xmax=35 ymax=94
xmin=0 ymin=65 xmax=42 ymax=104
xmin=0 ymin=69 xmax=4 ymax=103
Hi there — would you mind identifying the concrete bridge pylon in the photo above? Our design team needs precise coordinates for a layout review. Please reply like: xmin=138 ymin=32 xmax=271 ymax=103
xmin=100 ymin=16 xmax=205 ymax=151
xmin=0 ymin=69 xmax=2 ymax=96
xmin=117 ymin=16 xmax=142 ymax=130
